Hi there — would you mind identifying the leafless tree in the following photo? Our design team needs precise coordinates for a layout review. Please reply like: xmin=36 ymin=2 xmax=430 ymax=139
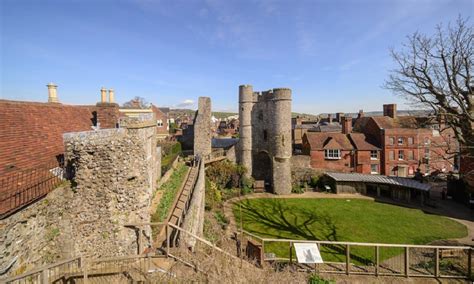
xmin=122 ymin=96 xmax=150 ymax=109
xmin=385 ymin=16 xmax=474 ymax=184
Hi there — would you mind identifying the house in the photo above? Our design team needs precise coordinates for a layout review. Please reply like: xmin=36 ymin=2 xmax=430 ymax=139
xmin=302 ymin=116 xmax=380 ymax=174
xmin=353 ymin=104 xmax=456 ymax=177
xmin=119 ymin=101 xmax=170 ymax=140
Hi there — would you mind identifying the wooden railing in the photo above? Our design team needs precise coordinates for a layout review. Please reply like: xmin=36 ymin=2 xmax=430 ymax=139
xmin=240 ymin=230 xmax=473 ymax=279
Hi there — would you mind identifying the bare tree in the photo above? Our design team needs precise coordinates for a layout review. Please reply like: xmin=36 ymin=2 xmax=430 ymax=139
xmin=122 ymin=96 xmax=150 ymax=109
xmin=385 ymin=16 xmax=474 ymax=187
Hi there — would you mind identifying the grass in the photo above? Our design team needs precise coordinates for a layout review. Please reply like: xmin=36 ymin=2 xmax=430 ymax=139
xmin=233 ymin=198 xmax=467 ymax=263
xmin=152 ymin=163 xmax=189 ymax=223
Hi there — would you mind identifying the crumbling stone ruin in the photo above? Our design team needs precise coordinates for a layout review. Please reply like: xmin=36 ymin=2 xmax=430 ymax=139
xmin=0 ymin=118 xmax=159 ymax=277
xmin=238 ymin=85 xmax=292 ymax=194
xmin=193 ymin=97 xmax=212 ymax=158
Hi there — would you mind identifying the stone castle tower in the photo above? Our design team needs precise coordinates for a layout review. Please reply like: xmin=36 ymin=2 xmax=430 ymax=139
xmin=238 ymin=85 xmax=292 ymax=195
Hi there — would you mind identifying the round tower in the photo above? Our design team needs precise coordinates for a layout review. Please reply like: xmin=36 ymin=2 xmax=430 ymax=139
xmin=238 ymin=85 xmax=254 ymax=177
xmin=271 ymin=88 xmax=292 ymax=194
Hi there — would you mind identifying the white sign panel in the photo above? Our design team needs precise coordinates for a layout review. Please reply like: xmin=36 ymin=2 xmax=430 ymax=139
xmin=293 ymin=243 xmax=324 ymax=264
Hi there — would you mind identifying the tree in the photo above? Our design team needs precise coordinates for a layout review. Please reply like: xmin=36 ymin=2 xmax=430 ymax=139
xmin=385 ymin=16 xmax=473 ymax=188
xmin=122 ymin=96 xmax=150 ymax=109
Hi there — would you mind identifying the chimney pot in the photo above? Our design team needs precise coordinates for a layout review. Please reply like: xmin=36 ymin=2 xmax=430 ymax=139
xmin=47 ymin=83 xmax=58 ymax=103
xmin=383 ymin=104 xmax=397 ymax=118
xmin=100 ymin=87 xmax=107 ymax=103
xmin=108 ymin=88 xmax=115 ymax=103
xmin=327 ymin=113 xmax=333 ymax=124
xmin=358 ymin=110 xmax=364 ymax=119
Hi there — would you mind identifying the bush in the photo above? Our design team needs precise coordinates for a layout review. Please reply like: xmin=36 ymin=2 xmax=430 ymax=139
xmin=308 ymin=274 xmax=334 ymax=284
xmin=214 ymin=211 xmax=229 ymax=229
xmin=292 ymin=184 xmax=305 ymax=194
xmin=206 ymin=160 xmax=246 ymax=189
xmin=310 ymin=176 xmax=319 ymax=187
xmin=160 ymin=142 xmax=182 ymax=173
xmin=205 ymin=179 xmax=222 ymax=210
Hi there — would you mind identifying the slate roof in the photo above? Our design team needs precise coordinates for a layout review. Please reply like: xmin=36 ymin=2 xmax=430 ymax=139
xmin=212 ymin=138 xmax=239 ymax=149
xmin=326 ymin=172 xmax=431 ymax=191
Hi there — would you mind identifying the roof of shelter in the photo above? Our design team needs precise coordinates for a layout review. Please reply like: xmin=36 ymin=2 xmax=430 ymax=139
xmin=325 ymin=172 xmax=431 ymax=191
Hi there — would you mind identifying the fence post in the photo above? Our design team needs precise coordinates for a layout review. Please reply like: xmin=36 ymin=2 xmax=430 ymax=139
xmin=166 ymin=223 xmax=170 ymax=257
xmin=375 ymin=246 xmax=379 ymax=277
xmin=435 ymin=248 xmax=439 ymax=277
xmin=289 ymin=241 xmax=292 ymax=265
xmin=346 ymin=244 xmax=350 ymax=275
xmin=467 ymin=248 xmax=471 ymax=279
xmin=41 ymin=269 xmax=48 ymax=284
xmin=404 ymin=247 xmax=409 ymax=277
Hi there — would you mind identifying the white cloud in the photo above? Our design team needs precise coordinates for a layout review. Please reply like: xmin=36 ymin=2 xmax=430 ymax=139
xmin=176 ymin=99 xmax=194 ymax=108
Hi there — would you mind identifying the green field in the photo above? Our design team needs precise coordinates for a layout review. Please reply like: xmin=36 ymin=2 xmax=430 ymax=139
xmin=233 ymin=198 xmax=467 ymax=263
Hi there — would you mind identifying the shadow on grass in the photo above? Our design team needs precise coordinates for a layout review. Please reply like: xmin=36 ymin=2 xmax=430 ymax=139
xmin=237 ymin=199 xmax=375 ymax=265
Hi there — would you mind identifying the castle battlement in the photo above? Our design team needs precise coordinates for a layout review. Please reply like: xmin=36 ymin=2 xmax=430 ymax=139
xmin=238 ymin=84 xmax=292 ymax=195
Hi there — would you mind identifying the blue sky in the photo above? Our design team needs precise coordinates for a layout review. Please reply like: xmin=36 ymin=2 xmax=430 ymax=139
xmin=1 ymin=0 xmax=472 ymax=114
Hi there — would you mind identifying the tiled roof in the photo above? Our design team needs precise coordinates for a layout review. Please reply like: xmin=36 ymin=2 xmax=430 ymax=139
xmin=326 ymin=172 xmax=431 ymax=191
xmin=305 ymin=132 xmax=354 ymax=150
xmin=212 ymin=138 xmax=238 ymax=149
xmin=348 ymin=133 xmax=380 ymax=150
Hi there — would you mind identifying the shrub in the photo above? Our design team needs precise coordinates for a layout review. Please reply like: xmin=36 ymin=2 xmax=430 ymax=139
xmin=206 ymin=160 xmax=246 ymax=189
xmin=310 ymin=176 xmax=319 ymax=187
xmin=292 ymin=184 xmax=305 ymax=194
xmin=308 ymin=274 xmax=334 ymax=284
xmin=205 ymin=179 xmax=222 ymax=211
xmin=214 ymin=211 xmax=229 ymax=229
xmin=160 ymin=142 xmax=182 ymax=173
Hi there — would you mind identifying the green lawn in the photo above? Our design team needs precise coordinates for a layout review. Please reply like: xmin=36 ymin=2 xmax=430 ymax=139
xmin=233 ymin=198 xmax=467 ymax=263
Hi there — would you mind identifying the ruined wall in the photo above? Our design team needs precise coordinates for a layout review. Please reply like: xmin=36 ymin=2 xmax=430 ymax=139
xmin=193 ymin=97 xmax=212 ymax=158
xmin=0 ymin=123 xmax=158 ymax=279
xmin=63 ymin=122 xmax=157 ymax=258
xmin=182 ymin=160 xmax=206 ymax=249
xmin=238 ymin=85 xmax=292 ymax=194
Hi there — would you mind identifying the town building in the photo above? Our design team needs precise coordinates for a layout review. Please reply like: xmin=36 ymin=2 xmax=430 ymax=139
xmin=302 ymin=117 xmax=380 ymax=174
xmin=353 ymin=104 xmax=456 ymax=177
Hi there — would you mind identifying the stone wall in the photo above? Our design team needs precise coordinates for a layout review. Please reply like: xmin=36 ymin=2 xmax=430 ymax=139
xmin=238 ymin=85 xmax=292 ymax=194
xmin=193 ymin=97 xmax=212 ymax=158
xmin=0 ymin=122 xmax=158 ymax=279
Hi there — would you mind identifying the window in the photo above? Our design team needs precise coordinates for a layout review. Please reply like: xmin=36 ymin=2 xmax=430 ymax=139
xmin=408 ymin=137 xmax=413 ymax=145
xmin=398 ymin=150 xmax=404 ymax=160
xmin=263 ymin=130 xmax=268 ymax=141
xmin=157 ymin=119 xmax=163 ymax=127
xmin=424 ymin=137 xmax=430 ymax=145
xmin=389 ymin=137 xmax=394 ymax=145
xmin=370 ymin=150 xmax=378 ymax=160
xmin=389 ymin=151 xmax=394 ymax=161
xmin=424 ymin=148 xmax=430 ymax=159
xmin=324 ymin=149 xmax=341 ymax=159
xmin=371 ymin=164 xmax=378 ymax=174
xmin=408 ymin=150 xmax=414 ymax=160
xmin=398 ymin=137 xmax=404 ymax=145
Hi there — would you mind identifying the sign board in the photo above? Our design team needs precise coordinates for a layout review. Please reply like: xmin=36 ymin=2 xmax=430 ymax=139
xmin=293 ymin=243 xmax=324 ymax=264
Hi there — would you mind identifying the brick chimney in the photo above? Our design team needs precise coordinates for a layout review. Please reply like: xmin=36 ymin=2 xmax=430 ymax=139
xmin=327 ymin=113 xmax=333 ymax=124
xmin=47 ymin=83 xmax=58 ymax=103
xmin=383 ymin=104 xmax=397 ymax=118
xmin=357 ymin=110 xmax=364 ymax=119
xmin=108 ymin=88 xmax=115 ymax=103
xmin=336 ymin=112 xmax=344 ymax=123
xmin=100 ymin=87 xmax=107 ymax=103
xmin=342 ymin=116 xmax=352 ymax=134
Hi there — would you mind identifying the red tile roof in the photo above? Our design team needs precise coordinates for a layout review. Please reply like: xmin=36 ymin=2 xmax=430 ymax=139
xmin=305 ymin=132 xmax=354 ymax=150
xmin=0 ymin=100 xmax=95 ymax=175
xmin=348 ymin=133 xmax=380 ymax=151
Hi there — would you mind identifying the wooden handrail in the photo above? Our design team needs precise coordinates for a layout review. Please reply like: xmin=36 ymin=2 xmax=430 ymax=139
xmin=3 ymin=256 xmax=81 ymax=282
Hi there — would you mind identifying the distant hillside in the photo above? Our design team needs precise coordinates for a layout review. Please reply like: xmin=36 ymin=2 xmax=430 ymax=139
xmin=169 ymin=109 xmax=238 ymax=120
xmin=322 ymin=110 xmax=432 ymax=118
xmin=292 ymin=112 xmax=320 ymax=120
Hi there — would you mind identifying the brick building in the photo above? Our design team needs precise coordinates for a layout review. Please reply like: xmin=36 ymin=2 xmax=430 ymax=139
xmin=302 ymin=117 xmax=380 ymax=174
xmin=353 ymin=104 xmax=456 ymax=177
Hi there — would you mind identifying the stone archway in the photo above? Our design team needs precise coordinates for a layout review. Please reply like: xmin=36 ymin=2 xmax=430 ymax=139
xmin=252 ymin=151 xmax=272 ymax=191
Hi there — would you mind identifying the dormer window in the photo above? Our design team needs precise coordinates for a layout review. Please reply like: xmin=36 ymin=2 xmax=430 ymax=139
xmin=325 ymin=149 xmax=341 ymax=160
